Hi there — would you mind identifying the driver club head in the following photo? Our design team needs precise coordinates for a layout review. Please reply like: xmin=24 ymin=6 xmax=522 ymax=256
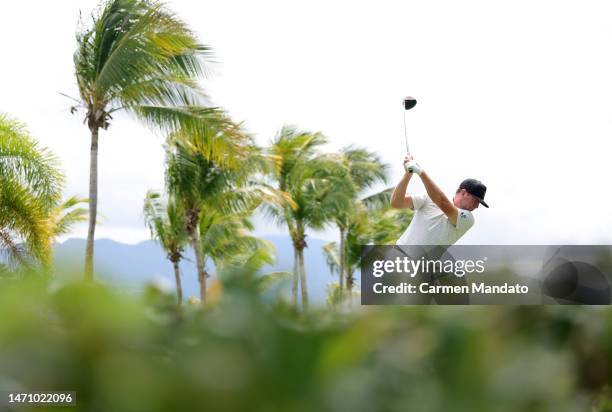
xmin=403 ymin=97 xmax=417 ymax=110
xmin=402 ymin=96 xmax=416 ymax=155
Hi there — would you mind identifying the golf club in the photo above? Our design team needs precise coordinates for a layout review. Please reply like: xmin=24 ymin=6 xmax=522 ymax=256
xmin=403 ymin=96 xmax=417 ymax=154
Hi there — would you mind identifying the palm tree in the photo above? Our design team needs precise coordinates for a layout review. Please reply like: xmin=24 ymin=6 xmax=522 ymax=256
xmin=143 ymin=191 xmax=188 ymax=304
xmin=324 ymin=203 xmax=368 ymax=303
xmin=72 ymin=0 xmax=227 ymax=280
xmin=323 ymin=200 xmax=413 ymax=301
xmin=0 ymin=114 xmax=63 ymax=268
xmin=196 ymin=205 xmax=278 ymax=304
xmin=265 ymin=126 xmax=352 ymax=310
xmin=165 ymin=124 xmax=290 ymax=304
xmin=332 ymin=146 xmax=388 ymax=301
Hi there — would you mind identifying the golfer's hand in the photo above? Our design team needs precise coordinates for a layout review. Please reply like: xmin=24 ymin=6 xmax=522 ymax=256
xmin=403 ymin=155 xmax=423 ymax=175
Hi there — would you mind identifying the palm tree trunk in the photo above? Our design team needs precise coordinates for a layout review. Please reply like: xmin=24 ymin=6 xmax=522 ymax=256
xmin=339 ymin=226 xmax=346 ymax=302
xmin=84 ymin=126 xmax=99 ymax=281
xmin=292 ymin=246 xmax=298 ymax=307
xmin=189 ymin=229 xmax=206 ymax=304
xmin=299 ymin=248 xmax=308 ymax=310
xmin=172 ymin=260 xmax=183 ymax=305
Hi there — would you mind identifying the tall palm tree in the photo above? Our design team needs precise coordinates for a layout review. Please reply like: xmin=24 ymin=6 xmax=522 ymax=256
xmin=0 ymin=114 xmax=64 ymax=268
xmin=143 ymin=191 xmax=188 ymax=304
xmin=165 ymin=125 xmax=290 ymax=304
xmin=72 ymin=0 xmax=227 ymax=280
xmin=332 ymin=146 xmax=388 ymax=300
xmin=265 ymin=126 xmax=352 ymax=310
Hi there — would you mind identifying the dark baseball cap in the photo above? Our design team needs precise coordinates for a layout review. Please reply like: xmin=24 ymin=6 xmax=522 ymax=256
xmin=459 ymin=178 xmax=489 ymax=208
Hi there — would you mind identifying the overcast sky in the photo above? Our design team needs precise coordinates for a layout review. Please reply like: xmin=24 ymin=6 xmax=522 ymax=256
xmin=1 ymin=0 xmax=611 ymax=245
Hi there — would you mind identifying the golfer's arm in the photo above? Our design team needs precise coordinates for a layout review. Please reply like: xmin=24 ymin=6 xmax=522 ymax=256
xmin=390 ymin=172 xmax=414 ymax=209
xmin=419 ymin=171 xmax=458 ymax=225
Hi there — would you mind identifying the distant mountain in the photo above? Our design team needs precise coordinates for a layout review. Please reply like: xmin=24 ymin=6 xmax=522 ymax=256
xmin=54 ymin=235 xmax=339 ymax=303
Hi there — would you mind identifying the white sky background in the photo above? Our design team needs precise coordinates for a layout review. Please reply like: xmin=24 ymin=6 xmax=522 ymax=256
xmin=1 ymin=0 xmax=611 ymax=244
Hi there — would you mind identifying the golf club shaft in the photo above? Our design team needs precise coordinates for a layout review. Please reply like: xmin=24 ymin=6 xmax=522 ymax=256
xmin=402 ymin=97 xmax=416 ymax=158
xmin=403 ymin=109 xmax=410 ymax=154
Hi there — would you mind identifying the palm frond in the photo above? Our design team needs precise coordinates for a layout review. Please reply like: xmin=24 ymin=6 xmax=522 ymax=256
xmin=258 ymin=270 xmax=291 ymax=287
xmin=0 ymin=228 xmax=27 ymax=267
xmin=322 ymin=242 xmax=340 ymax=276
xmin=0 ymin=181 xmax=52 ymax=265
xmin=140 ymin=105 xmax=247 ymax=168
xmin=143 ymin=190 xmax=188 ymax=259
xmin=0 ymin=114 xmax=64 ymax=208
xmin=341 ymin=145 xmax=389 ymax=192
xmin=75 ymin=0 xmax=211 ymax=106
xmin=50 ymin=196 xmax=89 ymax=238
xmin=361 ymin=187 xmax=394 ymax=210
xmin=0 ymin=114 xmax=66 ymax=266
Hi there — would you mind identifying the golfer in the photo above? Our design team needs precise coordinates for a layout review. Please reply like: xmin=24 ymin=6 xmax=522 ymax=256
xmin=391 ymin=155 xmax=488 ymax=246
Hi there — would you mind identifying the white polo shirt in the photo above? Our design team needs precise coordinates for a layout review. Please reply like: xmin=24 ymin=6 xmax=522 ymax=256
xmin=396 ymin=193 xmax=474 ymax=246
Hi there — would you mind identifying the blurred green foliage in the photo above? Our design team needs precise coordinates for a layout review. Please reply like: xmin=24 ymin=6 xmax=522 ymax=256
xmin=1 ymin=269 xmax=611 ymax=412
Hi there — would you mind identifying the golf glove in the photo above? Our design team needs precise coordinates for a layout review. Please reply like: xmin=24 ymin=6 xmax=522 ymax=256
xmin=404 ymin=160 xmax=423 ymax=175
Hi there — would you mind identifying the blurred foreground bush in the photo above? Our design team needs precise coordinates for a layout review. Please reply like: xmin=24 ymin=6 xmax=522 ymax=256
xmin=1 ymin=270 xmax=612 ymax=412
